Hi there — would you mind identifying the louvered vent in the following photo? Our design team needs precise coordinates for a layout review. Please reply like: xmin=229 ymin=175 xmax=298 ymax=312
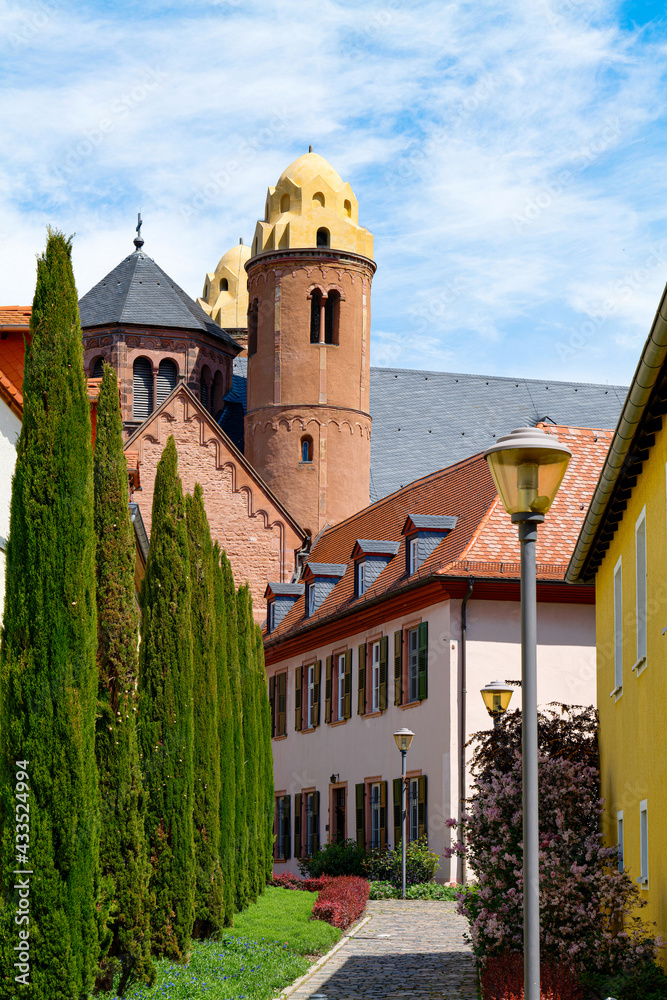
xmin=200 ymin=374 xmax=208 ymax=408
xmin=132 ymin=358 xmax=153 ymax=419
xmin=92 ymin=356 xmax=104 ymax=378
xmin=156 ymin=360 xmax=177 ymax=406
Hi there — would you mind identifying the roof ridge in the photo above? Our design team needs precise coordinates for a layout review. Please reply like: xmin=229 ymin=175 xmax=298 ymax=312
xmin=372 ymin=365 xmax=628 ymax=390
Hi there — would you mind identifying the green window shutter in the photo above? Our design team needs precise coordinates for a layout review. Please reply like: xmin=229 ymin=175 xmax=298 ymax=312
xmin=417 ymin=622 xmax=428 ymax=701
xmin=379 ymin=635 xmax=388 ymax=711
xmin=313 ymin=660 xmax=321 ymax=727
xmin=278 ymin=671 xmax=287 ymax=736
xmin=269 ymin=676 xmax=276 ymax=737
xmin=379 ymin=780 xmax=387 ymax=851
xmin=394 ymin=630 xmax=403 ymax=706
xmin=313 ymin=791 xmax=320 ymax=853
xmin=344 ymin=649 xmax=352 ymax=718
xmin=417 ymin=775 xmax=427 ymax=841
xmin=285 ymin=795 xmax=291 ymax=860
xmin=294 ymin=793 xmax=302 ymax=858
xmin=355 ymin=783 xmax=365 ymax=848
xmin=273 ymin=796 xmax=278 ymax=860
xmin=393 ymin=778 xmax=402 ymax=848
xmin=325 ymin=656 xmax=333 ymax=724
xmin=295 ymin=666 xmax=302 ymax=732
xmin=357 ymin=644 xmax=366 ymax=715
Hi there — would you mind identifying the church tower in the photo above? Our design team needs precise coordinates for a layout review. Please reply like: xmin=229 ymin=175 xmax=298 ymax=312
xmin=245 ymin=149 xmax=375 ymax=536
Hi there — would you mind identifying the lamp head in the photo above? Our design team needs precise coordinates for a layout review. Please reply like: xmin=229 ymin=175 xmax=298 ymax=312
xmin=480 ymin=680 xmax=514 ymax=718
xmin=393 ymin=728 xmax=415 ymax=752
xmin=483 ymin=426 xmax=572 ymax=516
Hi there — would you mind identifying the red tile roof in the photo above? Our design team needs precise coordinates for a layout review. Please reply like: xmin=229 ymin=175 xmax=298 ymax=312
xmin=264 ymin=423 xmax=612 ymax=645
xmin=0 ymin=307 xmax=31 ymax=417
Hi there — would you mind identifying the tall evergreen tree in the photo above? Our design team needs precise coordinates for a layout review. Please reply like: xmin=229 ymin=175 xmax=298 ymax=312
xmin=0 ymin=231 xmax=99 ymax=999
xmin=213 ymin=543 xmax=236 ymax=926
xmin=221 ymin=553 xmax=249 ymax=911
xmin=93 ymin=363 xmax=155 ymax=994
xmin=255 ymin=623 xmax=275 ymax=883
xmin=138 ymin=436 xmax=195 ymax=961
xmin=237 ymin=585 xmax=260 ymax=900
xmin=186 ymin=486 xmax=224 ymax=939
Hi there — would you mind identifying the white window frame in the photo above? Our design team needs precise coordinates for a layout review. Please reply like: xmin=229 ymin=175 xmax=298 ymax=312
xmin=634 ymin=508 xmax=647 ymax=675
xmin=409 ymin=778 xmax=419 ymax=842
xmin=617 ymin=810 xmax=624 ymax=873
xmin=307 ymin=584 xmax=316 ymax=617
xmin=370 ymin=782 xmax=380 ymax=850
xmin=408 ymin=627 xmax=419 ymax=702
xmin=307 ymin=664 xmax=315 ymax=729
xmin=409 ymin=537 xmax=418 ymax=575
xmin=268 ymin=600 xmax=275 ymax=633
xmin=337 ymin=652 xmax=345 ymax=721
xmin=639 ymin=800 xmax=648 ymax=888
xmin=357 ymin=561 xmax=365 ymax=596
xmin=371 ymin=640 xmax=380 ymax=712
xmin=612 ymin=557 xmax=623 ymax=698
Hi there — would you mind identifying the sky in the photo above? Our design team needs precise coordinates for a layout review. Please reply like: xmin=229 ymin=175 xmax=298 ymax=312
xmin=1 ymin=0 xmax=666 ymax=386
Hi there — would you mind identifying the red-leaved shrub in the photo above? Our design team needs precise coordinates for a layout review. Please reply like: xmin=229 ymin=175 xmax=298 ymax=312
xmin=480 ymin=953 xmax=584 ymax=1000
xmin=271 ymin=873 xmax=330 ymax=892
xmin=311 ymin=875 xmax=369 ymax=930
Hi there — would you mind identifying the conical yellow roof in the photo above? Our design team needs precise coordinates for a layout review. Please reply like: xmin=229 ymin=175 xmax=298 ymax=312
xmin=215 ymin=241 xmax=251 ymax=275
xmin=279 ymin=151 xmax=344 ymax=190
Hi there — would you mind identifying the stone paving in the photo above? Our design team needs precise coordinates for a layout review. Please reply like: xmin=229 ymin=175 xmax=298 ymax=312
xmin=289 ymin=900 xmax=479 ymax=999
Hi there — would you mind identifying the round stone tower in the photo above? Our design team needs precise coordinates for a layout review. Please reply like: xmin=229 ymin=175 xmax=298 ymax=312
xmin=245 ymin=150 xmax=375 ymax=536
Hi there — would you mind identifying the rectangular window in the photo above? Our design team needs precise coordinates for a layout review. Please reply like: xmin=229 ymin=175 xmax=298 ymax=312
xmin=307 ymin=584 xmax=316 ymax=617
xmin=639 ymin=800 xmax=648 ymax=887
xmin=306 ymin=792 xmax=315 ymax=856
xmin=617 ymin=810 xmax=624 ymax=874
xmin=371 ymin=641 xmax=380 ymax=712
xmin=357 ymin=561 xmax=365 ymax=596
xmin=275 ymin=795 xmax=291 ymax=860
xmin=409 ymin=537 xmax=418 ymax=575
xmin=271 ymin=671 xmax=287 ymax=737
xmin=337 ymin=653 xmax=345 ymax=721
xmin=370 ymin=783 xmax=381 ymax=850
xmin=307 ymin=664 xmax=315 ymax=729
xmin=409 ymin=778 xmax=419 ymax=842
xmin=408 ymin=627 xmax=419 ymax=702
xmin=636 ymin=510 xmax=647 ymax=669
xmin=614 ymin=558 xmax=623 ymax=695
xmin=268 ymin=601 xmax=275 ymax=632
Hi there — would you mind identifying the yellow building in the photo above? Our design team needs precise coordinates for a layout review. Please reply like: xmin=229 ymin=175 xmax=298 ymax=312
xmin=198 ymin=239 xmax=251 ymax=331
xmin=567 ymin=285 xmax=667 ymax=950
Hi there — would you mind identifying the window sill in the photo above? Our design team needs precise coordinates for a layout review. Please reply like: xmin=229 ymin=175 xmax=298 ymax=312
xmin=609 ymin=685 xmax=622 ymax=700
xmin=362 ymin=710 xmax=383 ymax=719
xmin=329 ymin=718 xmax=348 ymax=727
xmin=401 ymin=699 xmax=424 ymax=710
xmin=631 ymin=656 xmax=647 ymax=676
xmin=272 ymin=733 xmax=288 ymax=741
xmin=636 ymin=876 xmax=649 ymax=888
xmin=274 ymin=857 xmax=288 ymax=865
xmin=300 ymin=726 xmax=317 ymax=734
xmin=298 ymin=461 xmax=314 ymax=466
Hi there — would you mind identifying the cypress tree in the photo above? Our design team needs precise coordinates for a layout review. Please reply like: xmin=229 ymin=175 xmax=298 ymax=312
xmin=186 ymin=486 xmax=224 ymax=939
xmin=213 ymin=543 xmax=236 ymax=926
xmin=0 ymin=230 xmax=99 ymax=999
xmin=221 ymin=553 xmax=249 ymax=911
xmin=255 ymin=623 xmax=275 ymax=882
xmin=138 ymin=436 xmax=195 ymax=961
xmin=93 ymin=363 xmax=155 ymax=994
xmin=237 ymin=585 xmax=260 ymax=901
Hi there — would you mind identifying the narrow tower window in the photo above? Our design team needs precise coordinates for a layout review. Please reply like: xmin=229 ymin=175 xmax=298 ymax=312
xmin=200 ymin=373 xmax=208 ymax=408
xmin=280 ymin=193 xmax=290 ymax=213
xmin=316 ymin=228 xmax=330 ymax=248
xmin=212 ymin=370 xmax=225 ymax=417
xmin=92 ymin=356 xmax=104 ymax=378
xmin=132 ymin=357 xmax=153 ymax=420
xmin=156 ymin=359 xmax=178 ymax=406
xmin=344 ymin=199 xmax=352 ymax=217
xmin=324 ymin=290 xmax=340 ymax=345
xmin=310 ymin=290 xmax=323 ymax=344
xmin=301 ymin=436 xmax=313 ymax=463
xmin=313 ymin=192 xmax=325 ymax=208
xmin=220 ymin=278 xmax=228 ymax=292
xmin=248 ymin=299 xmax=259 ymax=356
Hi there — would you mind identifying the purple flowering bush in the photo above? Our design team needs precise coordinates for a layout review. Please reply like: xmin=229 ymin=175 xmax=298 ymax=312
xmin=447 ymin=752 xmax=661 ymax=974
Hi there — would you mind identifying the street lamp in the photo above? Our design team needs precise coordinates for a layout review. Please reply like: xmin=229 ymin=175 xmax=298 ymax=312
xmin=484 ymin=426 xmax=571 ymax=1000
xmin=480 ymin=680 xmax=514 ymax=727
xmin=393 ymin=728 xmax=415 ymax=900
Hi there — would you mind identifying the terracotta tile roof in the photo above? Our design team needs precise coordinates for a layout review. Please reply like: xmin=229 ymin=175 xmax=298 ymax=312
xmin=264 ymin=424 xmax=612 ymax=644
xmin=0 ymin=308 xmax=31 ymax=417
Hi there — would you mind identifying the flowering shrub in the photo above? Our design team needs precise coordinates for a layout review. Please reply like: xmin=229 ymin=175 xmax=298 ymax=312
xmin=480 ymin=952 xmax=584 ymax=999
xmin=363 ymin=837 xmax=439 ymax=886
xmin=447 ymin=753 xmax=662 ymax=975
xmin=311 ymin=876 xmax=369 ymax=930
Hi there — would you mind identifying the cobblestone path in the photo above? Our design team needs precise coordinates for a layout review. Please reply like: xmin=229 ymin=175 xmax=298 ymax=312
xmin=289 ymin=900 xmax=479 ymax=999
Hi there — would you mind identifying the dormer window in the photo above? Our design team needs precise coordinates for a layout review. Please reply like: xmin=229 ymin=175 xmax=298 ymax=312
xmin=356 ymin=561 xmax=366 ymax=596
xmin=302 ymin=562 xmax=347 ymax=617
xmin=402 ymin=515 xmax=458 ymax=575
xmin=351 ymin=539 xmax=400 ymax=598
xmin=265 ymin=582 xmax=304 ymax=632
xmin=409 ymin=537 xmax=418 ymax=575
xmin=268 ymin=601 xmax=275 ymax=632
xmin=307 ymin=583 xmax=316 ymax=616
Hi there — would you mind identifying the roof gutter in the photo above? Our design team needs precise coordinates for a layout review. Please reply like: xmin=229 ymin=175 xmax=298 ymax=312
xmin=566 ymin=279 xmax=667 ymax=584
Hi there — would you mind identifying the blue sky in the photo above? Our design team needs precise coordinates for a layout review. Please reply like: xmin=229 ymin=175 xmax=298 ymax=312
xmin=1 ymin=0 xmax=667 ymax=386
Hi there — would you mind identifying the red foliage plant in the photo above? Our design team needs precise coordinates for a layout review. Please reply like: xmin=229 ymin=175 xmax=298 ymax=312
xmin=311 ymin=876 xmax=370 ymax=931
xmin=271 ymin=873 xmax=330 ymax=892
xmin=480 ymin=953 xmax=584 ymax=1000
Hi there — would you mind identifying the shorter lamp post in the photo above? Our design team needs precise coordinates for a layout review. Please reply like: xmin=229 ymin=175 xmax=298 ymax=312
xmin=393 ymin=728 xmax=415 ymax=899
xmin=480 ymin=680 xmax=514 ymax=728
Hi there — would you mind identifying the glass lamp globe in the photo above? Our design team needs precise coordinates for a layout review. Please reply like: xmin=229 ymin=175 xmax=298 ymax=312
xmin=480 ymin=680 xmax=514 ymax=717
xmin=393 ymin=728 xmax=415 ymax=752
xmin=483 ymin=427 xmax=572 ymax=516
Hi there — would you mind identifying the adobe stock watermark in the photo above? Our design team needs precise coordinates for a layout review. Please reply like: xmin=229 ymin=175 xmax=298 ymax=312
xmin=8 ymin=0 xmax=68 ymax=49
xmin=51 ymin=67 xmax=169 ymax=182
xmin=13 ymin=760 xmax=32 ymax=987
xmin=512 ymin=119 xmax=623 ymax=233
xmin=555 ymin=239 xmax=667 ymax=362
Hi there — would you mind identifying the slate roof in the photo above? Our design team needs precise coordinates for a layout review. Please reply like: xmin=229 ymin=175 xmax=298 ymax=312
xmin=353 ymin=539 xmax=401 ymax=555
xmin=264 ymin=423 xmax=612 ymax=646
xmin=404 ymin=514 xmax=458 ymax=532
xmin=303 ymin=562 xmax=348 ymax=578
xmin=230 ymin=358 xmax=626 ymax=500
xmin=78 ymin=250 xmax=240 ymax=348
xmin=265 ymin=582 xmax=305 ymax=598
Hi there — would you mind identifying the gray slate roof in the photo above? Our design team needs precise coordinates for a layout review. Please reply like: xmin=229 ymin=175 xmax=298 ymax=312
xmin=230 ymin=358 xmax=627 ymax=501
xmin=79 ymin=250 xmax=238 ymax=347
xmin=266 ymin=582 xmax=305 ymax=596
xmin=305 ymin=562 xmax=348 ymax=578
xmin=354 ymin=539 xmax=401 ymax=555
xmin=405 ymin=514 xmax=458 ymax=532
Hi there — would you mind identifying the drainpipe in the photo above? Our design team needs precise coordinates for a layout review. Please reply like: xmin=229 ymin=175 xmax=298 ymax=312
xmin=458 ymin=577 xmax=475 ymax=885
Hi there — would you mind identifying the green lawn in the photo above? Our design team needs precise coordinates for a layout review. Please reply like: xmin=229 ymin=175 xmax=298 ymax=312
xmin=108 ymin=887 xmax=342 ymax=1000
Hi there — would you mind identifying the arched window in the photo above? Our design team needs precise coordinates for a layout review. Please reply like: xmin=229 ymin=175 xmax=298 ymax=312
xmin=91 ymin=356 xmax=104 ymax=378
xmin=310 ymin=290 xmax=323 ymax=344
xmin=316 ymin=228 xmax=330 ymax=248
xmin=132 ymin=357 xmax=153 ymax=420
xmin=313 ymin=192 xmax=325 ymax=208
xmin=212 ymin=370 xmax=225 ymax=417
xmin=301 ymin=436 xmax=313 ymax=463
xmin=324 ymin=290 xmax=340 ymax=345
xmin=156 ymin=359 xmax=178 ymax=406
xmin=344 ymin=199 xmax=352 ymax=218
xmin=220 ymin=278 xmax=228 ymax=292
xmin=200 ymin=365 xmax=211 ymax=409
xmin=280 ymin=193 xmax=290 ymax=213
xmin=248 ymin=300 xmax=259 ymax=356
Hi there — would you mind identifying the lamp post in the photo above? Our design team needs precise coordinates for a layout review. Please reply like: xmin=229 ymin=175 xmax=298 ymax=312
xmin=483 ymin=426 xmax=571 ymax=1000
xmin=480 ymin=680 xmax=514 ymax=728
xmin=393 ymin=728 xmax=415 ymax=900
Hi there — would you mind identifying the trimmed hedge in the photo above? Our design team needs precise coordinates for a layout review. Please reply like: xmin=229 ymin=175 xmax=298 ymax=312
xmin=311 ymin=877 xmax=370 ymax=931
xmin=271 ymin=873 xmax=331 ymax=893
